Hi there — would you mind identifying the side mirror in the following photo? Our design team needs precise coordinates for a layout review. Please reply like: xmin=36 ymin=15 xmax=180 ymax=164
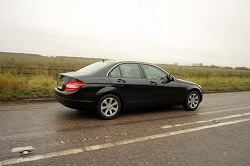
xmin=168 ymin=74 xmax=175 ymax=81
xmin=161 ymin=74 xmax=175 ymax=84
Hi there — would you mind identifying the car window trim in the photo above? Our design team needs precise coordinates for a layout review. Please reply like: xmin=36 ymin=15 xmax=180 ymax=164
xmin=107 ymin=62 xmax=170 ymax=80
xmin=108 ymin=65 xmax=122 ymax=78
xmin=106 ymin=63 xmax=123 ymax=77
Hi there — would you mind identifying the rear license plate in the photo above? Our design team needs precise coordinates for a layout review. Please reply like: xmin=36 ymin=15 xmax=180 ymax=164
xmin=57 ymin=79 xmax=64 ymax=89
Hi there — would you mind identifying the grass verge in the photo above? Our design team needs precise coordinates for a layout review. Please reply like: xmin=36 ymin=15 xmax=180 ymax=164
xmin=0 ymin=73 xmax=55 ymax=101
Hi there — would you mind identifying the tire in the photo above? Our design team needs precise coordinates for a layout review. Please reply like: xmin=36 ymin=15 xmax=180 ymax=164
xmin=183 ymin=91 xmax=200 ymax=111
xmin=97 ymin=94 xmax=121 ymax=120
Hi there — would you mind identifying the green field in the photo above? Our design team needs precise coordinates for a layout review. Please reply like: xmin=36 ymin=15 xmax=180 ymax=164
xmin=1 ymin=52 xmax=250 ymax=101
xmin=0 ymin=52 xmax=100 ymax=74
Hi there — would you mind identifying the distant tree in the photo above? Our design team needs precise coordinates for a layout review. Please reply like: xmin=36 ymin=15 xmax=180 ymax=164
xmin=235 ymin=67 xmax=249 ymax=70
xmin=209 ymin=65 xmax=220 ymax=68
xmin=199 ymin=63 xmax=203 ymax=67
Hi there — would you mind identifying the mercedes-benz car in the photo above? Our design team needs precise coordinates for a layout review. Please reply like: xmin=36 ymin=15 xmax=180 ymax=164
xmin=55 ymin=61 xmax=203 ymax=119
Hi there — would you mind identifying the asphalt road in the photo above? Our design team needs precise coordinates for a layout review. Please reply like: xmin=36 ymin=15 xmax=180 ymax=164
xmin=0 ymin=92 xmax=250 ymax=166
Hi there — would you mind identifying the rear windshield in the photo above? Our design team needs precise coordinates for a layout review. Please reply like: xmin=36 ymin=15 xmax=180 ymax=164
xmin=77 ymin=61 xmax=112 ymax=74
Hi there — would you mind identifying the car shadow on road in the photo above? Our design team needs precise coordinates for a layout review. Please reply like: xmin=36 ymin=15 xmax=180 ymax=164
xmin=58 ymin=105 xmax=190 ymax=122
xmin=54 ymin=106 xmax=198 ymax=132
xmin=58 ymin=108 xmax=97 ymax=120
xmin=119 ymin=106 xmax=194 ymax=121
xmin=122 ymin=106 xmax=182 ymax=115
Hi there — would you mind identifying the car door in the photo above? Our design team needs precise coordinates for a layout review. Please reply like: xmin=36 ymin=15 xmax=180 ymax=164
xmin=108 ymin=63 xmax=148 ymax=106
xmin=141 ymin=64 xmax=181 ymax=104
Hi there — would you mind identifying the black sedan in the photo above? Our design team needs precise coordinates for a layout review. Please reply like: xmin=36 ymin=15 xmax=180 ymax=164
xmin=55 ymin=61 xmax=203 ymax=119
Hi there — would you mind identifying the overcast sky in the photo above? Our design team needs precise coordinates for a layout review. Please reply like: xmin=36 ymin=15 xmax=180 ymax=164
xmin=0 ymin=0 xmax=250 ymax=67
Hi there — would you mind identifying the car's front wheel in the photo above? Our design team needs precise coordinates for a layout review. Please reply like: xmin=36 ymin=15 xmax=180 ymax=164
xmin=97 ymin=94 xmax=121 ymax=119
xmin=183 ymin=91 xmax=200 ymax=111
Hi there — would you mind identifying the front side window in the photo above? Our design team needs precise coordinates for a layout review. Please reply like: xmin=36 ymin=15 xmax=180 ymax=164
xmin=120 ymin=64 xmax=142 ymax=79
xmin=142 ymin=64 xmax=167 ymax=80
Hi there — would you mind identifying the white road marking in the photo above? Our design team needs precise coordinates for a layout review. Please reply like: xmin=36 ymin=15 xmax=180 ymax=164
xmin=1 ymin=118 xmax=250 ymax=165
xmin=161 ymin=112 xmax=250 ymax=129
xmin=161 ymin=125 xmax=173 ymax=129
xmin=11 ymin=146 xmax=34 ymax=153
xmin=198 ymin=106 xmax=250 ymax=115
xmin=85 ymin=143 xmax=114 ymax=151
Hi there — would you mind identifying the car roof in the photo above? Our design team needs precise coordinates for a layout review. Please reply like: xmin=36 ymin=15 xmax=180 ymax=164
xmin=105 ymin=60 xmax=152 ymax=65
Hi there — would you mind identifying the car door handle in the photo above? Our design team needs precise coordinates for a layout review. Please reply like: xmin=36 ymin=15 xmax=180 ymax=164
xmin=117 ymin=79 xmax=126 ymax=83
xmin=150 ymin=81 xmax=157 ymax=86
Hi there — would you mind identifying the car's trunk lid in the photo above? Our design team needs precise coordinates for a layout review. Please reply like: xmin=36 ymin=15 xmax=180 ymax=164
xmin=56 ymin=72 xmax=89 ymax=91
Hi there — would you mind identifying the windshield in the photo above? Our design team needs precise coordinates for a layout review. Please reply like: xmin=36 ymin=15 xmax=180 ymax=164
xmin=77 ymin=61 xmax=112 ymax=74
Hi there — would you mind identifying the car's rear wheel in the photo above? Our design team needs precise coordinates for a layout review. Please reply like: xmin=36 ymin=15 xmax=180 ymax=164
xmin=183 ymin=91 xmax=200 ymax=111
xmin=97 ymin=94 xmax=121 ymax=119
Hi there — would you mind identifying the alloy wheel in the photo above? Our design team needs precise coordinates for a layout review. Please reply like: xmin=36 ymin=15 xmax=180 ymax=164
xmin=187 ymin=93 xmax=199 ymax=109
xmin=97 ymin=94 xmax=121 ymax=119
xmin=183 ymin=91 xmax=200 ymax=111
xmin=100 ymin=97 xmax=119 ymax=117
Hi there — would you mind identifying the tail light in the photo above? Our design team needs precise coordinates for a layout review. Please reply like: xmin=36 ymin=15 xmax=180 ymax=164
xmin=65 ymin=81 xmax=84 ymax=92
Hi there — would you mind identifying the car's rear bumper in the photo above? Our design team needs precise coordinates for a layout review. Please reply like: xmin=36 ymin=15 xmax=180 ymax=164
xmin=54 ymin=89 xmax=94 ymax=109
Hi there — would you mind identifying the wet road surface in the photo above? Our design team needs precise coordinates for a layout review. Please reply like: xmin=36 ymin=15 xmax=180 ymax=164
xmin=0 ymin=92 xmax=250 ymax=165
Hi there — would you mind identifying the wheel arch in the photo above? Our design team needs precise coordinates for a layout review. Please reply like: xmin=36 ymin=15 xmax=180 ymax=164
xmin=94 ymin=88 xmax=125 ymax=109
xmin=185 ymin=86 xmax=203 ymax=102
xmin=183 ymin=85 xmax=203 ymax=102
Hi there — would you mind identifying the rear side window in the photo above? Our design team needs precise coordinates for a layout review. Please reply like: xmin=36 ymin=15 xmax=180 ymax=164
xmin=120 ymin=64 xmax=142 ymax=79
xmin=109 ymin=66 xmax=121 ymax=78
